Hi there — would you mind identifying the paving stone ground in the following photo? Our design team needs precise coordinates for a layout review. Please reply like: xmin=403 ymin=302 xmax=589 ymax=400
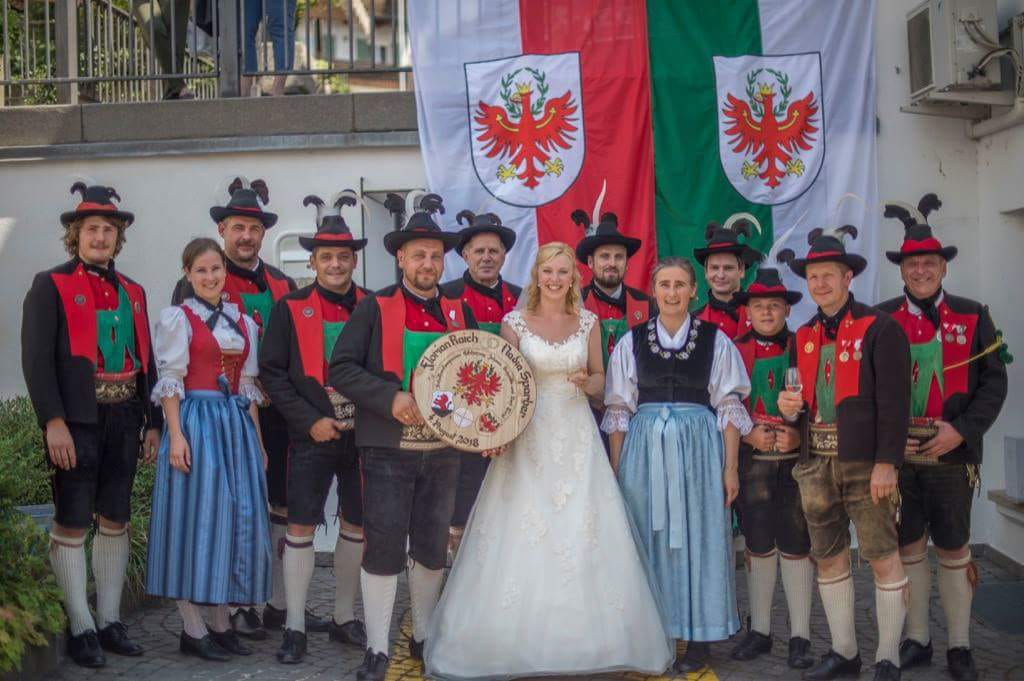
xmin=43 ymin=553 xmax=1024 ymax=681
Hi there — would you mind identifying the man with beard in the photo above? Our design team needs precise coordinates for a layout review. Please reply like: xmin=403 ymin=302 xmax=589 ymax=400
xmin=878 ymin=194 xmax=1008 ymax=681
xmin=693 ymin=215 xmax=764 ymax=339
xmin=22 ymin=184 xmax=162 ymax=667
xmin=171 ymin=179 xmax=322 ymax=638
xmin=330 ymin=193 xmax=478 ymax=681
xmin=441 ymin=209 xmax=521 ymax=555
xmin=259 ymin=192 xmax=371 ymax=664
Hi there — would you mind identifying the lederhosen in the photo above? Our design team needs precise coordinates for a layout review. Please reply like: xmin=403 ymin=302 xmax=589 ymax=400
xmin=441 ymin=271 xmax=521 ymax=527
xmin=259 ymin=282 xmax=368 ymax=527
xmin=173 ymin=258 xmax=295 ymax=508
xmin=734 ymin=330 xmax=810 ymax=556
xmin=22 ymin=259 xmax=161 ymax=529
xmin=328 ymin=284 xmax=477 ymax=575
xmin=694 ymin=299 xmax=751 ymax=340
xmin=878 ymin=292 xmax=1008 ymax=551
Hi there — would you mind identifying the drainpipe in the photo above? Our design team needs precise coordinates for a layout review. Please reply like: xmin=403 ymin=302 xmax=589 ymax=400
xmin=968 ymin=97 xmax=1024 ymax=139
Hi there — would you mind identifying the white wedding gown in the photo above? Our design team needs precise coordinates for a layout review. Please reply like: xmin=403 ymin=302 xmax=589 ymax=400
xmin=425 ymin=309 xmax=673 ymax=680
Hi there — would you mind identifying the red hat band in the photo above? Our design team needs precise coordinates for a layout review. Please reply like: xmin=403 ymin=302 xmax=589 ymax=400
xmin=76 ymin=201 xmax=118 ymax=212
xmin=900 ymin=237 xmax=943 ymax=254
xmin=747 ymin=283 xmax=787 ymax=295
xmin=807 ymin=250 xmax=843 ymax=259
xmin=315 ymin=232 xmax=354 ymax=242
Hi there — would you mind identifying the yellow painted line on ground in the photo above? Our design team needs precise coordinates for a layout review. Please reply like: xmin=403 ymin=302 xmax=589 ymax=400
xmin=385 ymin=610 xmax=719 ymax=681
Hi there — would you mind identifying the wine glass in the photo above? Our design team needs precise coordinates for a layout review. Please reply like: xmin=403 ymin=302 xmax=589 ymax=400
xmin=784 ymin=367 xmax=803 ymax=413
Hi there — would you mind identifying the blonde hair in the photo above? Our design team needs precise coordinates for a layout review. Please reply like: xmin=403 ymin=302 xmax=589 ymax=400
xmin=525 ymin=242 xmax=582 ymax=314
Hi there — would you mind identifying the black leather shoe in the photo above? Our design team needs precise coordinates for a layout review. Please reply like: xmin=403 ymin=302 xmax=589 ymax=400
xmin=788 ymin=637 xmax=814 ymax=669
xmin=674 ymin=641 xmax=710 ymax=673
xmin=731 ymin=629 xmax=772 ymax=660
xmin=356 ymin=649 xmax=390 ymax=681
xmin=209 ymin=628 xmax=252 ymax=655
xmin=873 ymin=660 xmax=901 ymax=681
xmin=67 ymin=630 xmax=106 ymax=668
xmin=263 ymin=604 xmax=328 ymax=632
xmin=947 ymin=647 xmax=978 ymax=681
xmin=803 ymin=650 xmax=862 ymax=680
xmin=328 ymin=618 xmax=367 ymax=647
xmin=275 ymin=629 xmax=307 ymax=664
xmin=899 ymin=638 xmax=932 ymax=669
xmin=97 ymin=622 xmax=144 ymax=656
xmin=409 ymin=636 xmax=425 ymax=660
xmin=178 ymin=631 xmax=231 ymax=661
xmin=230 ymin=607 xmax=267 ymax=640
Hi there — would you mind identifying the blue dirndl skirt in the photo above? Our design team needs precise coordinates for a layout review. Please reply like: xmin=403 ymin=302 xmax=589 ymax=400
xmin=617 ymin=402 xmax=740 ymax=641
xmin=146 ymin=390 xmax=272 ymax=605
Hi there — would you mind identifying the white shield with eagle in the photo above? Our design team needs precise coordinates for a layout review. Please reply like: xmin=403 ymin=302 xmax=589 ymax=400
xmin=465 ymin=52 xmax=585 ymax=208
xmin=713 ymin=53 xmax=825 ymax=205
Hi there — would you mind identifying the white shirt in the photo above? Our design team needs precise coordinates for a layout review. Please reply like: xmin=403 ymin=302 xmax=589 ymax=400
xmin=601 ymin=315 xmax=752 ymax=434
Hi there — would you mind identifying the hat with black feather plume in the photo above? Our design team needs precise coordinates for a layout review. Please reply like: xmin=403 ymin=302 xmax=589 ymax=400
xmin=882 ymin=193 xmax=957 ymax=263
xmin=693 ymin=212 xmax=764 ymax=267
xmin=60 ymin=182 xmax=135 ymax=227
xmin=382 ymin=191 xmax=461 ymax=256
xmin=209 ymin=177 xmax=278 ymax=228
xmin=298 ymin=189 xmax=368 ymax=252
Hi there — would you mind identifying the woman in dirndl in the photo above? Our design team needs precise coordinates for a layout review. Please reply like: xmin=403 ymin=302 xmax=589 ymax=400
xmin=604 ymin=256 xmax=751 ymax=674
xmin=146 ymin=238 xmax=271 ymax=661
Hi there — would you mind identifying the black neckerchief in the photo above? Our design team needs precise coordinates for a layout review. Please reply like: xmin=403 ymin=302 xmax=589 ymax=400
xmin=463 ymin=270 xmax=505 ymax=306
xmin=815 ymin=294 xmax=854 ymax=341
xmin=589 ymin=283 xmax=626 ymax=312
xmin=226 ymin=258 xmax=267 ymax=292
xmin=905 ymin=287 xmax=942 ymax=330
xmin=752 ymin=327 xmax=790 ymax=350
xmin=191 ymin=296 xmax=245 ymax=340
xmin=316 ymin=281 xmax=357 ymax=312
xmin=80 ymin=258 xmax=119 ymax=287
xmin=400 ymin=282 xmax=446 ymax=327
xmin=707 ymin=294 xmax=739 ymax=321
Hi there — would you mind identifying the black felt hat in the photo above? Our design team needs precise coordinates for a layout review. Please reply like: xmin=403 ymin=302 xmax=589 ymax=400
xmin=298 ymin=190 xmax=368 ymax=252
xmin=733 ymin=268 xmax=803 ymax=305
xmin=693 ymin=212 xmax=763 ymax=267
xmin=778 ymin=224 xmax=867 ymax=278
xmin=60 ymin=182 xmax=135 ymax=227
xmin=454 ymin=209 xmax=517 ymax=254
xmin=209 ymin=177 xmax=278 ymax=228
xmin=382 ymin=191 xmax=461 ymax=256
xmin=573 ymin=210 xmax=642 ymax=263
xmin=883 ymin=193 xmax=957 ymax=263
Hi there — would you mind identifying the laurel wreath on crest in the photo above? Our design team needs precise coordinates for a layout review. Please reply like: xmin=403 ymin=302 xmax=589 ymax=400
xmin=745 ymin=67 xmax=793 ymax=118
xmin=499 ymin=67 xmax=550 ymax=118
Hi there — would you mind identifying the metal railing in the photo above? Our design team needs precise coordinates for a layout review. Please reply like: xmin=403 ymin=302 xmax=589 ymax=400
xmin=0 ymin=0 xmax=410 ymax=105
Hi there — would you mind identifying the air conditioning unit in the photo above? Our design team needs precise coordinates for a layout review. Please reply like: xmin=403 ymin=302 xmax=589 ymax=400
xmin=907 ymin=0 xmax=1003 ymax=103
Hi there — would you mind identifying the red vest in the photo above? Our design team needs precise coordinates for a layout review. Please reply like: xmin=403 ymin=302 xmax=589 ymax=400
xmin=285 ymin=287 xmax=367 ymax=384
xmin=734 ymin=334 xmax=787 ymax=417
xmin=221 ymin=270 xmax=292 ymax=329
xmin=179 ymin=305 xmax=250 ymax=394
xmin=50 ymin=263 xmax=151 ymax=374
xmin=696 ymin=303 xmax=750 ymax=340
xmin=376 ymin=288 xmax=466 ymax=381
xmin=583 ymin=288 xmax=650 ymax=327
xmin=458 ymin=281 xmax=518 ymax=325
xmin=796 ymin=311 xmax=875 ymax=417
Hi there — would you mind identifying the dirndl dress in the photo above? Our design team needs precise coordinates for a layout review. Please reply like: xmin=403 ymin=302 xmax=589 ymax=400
xmin=603 ymin=315 xmax=752 ymax=641
xmin=145 ymin=300 xmax=272 ymax=605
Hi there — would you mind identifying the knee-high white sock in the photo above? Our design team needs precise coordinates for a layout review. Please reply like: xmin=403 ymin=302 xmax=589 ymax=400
xmin=361 ymin=569 xmax=398 ymax=656
xmin=49 ymin=531 xmax=95 ymax=636
xmin=780 ymin=554 xmax=814 ymax=640
xmin=333 ymin=532 xmax=363 ymax=624
xmin=818 ymin=571 xmax=858 ymax=659
xmin=92 ymin=525 xmax=130 ymax=628
xmin=283 ymin=533 xmax=315 ymax=632
xmin=268 ymin=514 xmax=288 ymax=610
xmin=205 ymin=604 xmax=231 ymax=633
xmin=875 ymin=577 xmax=909 ymax=665
xmin=938 ymin=553 xmax=975 ymax=649
xmin=747 ymin=550 xmax=778 ymax=636
xmin=177 ymin=601 xmax=208 ymax=639
xmin=901 ymin=551 xmax=931 ymax=645
xmin=408 ymin=561 xmax=444 ymax=643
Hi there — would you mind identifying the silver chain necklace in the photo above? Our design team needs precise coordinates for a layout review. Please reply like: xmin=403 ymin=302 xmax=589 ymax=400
xmin=647 ymin=316 xmax=700 ymax=360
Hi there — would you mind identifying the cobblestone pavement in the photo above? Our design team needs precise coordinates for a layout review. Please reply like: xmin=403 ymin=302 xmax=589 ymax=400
xmin=43 ymin=553 xmax=1024 ymax=681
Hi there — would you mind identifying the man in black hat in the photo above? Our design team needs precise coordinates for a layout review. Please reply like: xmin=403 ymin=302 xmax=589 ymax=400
xmin=573 ymin=209 xmax=651 ymax=367
xmin=693 ymin=214 xmax=764 ymax=339
xmin=171 ymin=178 xmax=315 ymax=638
xmin=259 ymin=192 xmax=371 ymax=664
xmin=877 ymin=194 xmax=1008 ymax=681
xmin=777 ymin=227 xmax=910 ymax=681
xmin=728 ymin=240 xmax=814 ymax=670
xmin=22 ymin=183 xmax=162 ymax=667
xmin=329 ymin=193 xmax=479 ymax=681
xmin=441 ymin=209 xmax=521 ymax=554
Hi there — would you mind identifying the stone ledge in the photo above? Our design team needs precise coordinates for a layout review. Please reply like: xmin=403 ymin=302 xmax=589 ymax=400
xmin=0 ymin=106 xmax=82 ymax=147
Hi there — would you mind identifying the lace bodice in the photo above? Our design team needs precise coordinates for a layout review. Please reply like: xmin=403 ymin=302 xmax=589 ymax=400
xmin=504 ymin=309 xmax=596 ymax=398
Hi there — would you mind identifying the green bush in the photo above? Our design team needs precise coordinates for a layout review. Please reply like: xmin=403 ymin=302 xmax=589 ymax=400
xmin=0 ymin=500 xmax=65 ymax=673
xmin=0 ymin=396 xmax=51 ymax=505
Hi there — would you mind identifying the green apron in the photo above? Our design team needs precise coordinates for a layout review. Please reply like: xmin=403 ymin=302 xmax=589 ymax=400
xmin=240 ymin=288 xmax=275 ymax=339
xmin=402 ymin=329 xmax=446 ymax=391
xmin=478 ymin=321 xmax=502 ymax=336
xmin=749 ymin=351 xmax=789 ymax=418
xmin=910 ymin=336 xmax=944 ymax=417
xmin=323 ymin=320 xmax=346 ymax=363
xmin=814 ymin=345 xmax=837 ymax=424
xmin=599 ymin=317 xmax=630 ymax=368
xmin=96 ymin=286 xmax=138 ymax=373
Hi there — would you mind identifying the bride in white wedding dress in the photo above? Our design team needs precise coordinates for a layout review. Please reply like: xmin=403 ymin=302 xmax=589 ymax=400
xmin=425 ymin=243 xmax=673 ymax=680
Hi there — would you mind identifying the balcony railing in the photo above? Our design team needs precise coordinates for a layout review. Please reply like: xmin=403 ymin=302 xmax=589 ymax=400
xmin=0 ymin=0 xmax=411 ymax=105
